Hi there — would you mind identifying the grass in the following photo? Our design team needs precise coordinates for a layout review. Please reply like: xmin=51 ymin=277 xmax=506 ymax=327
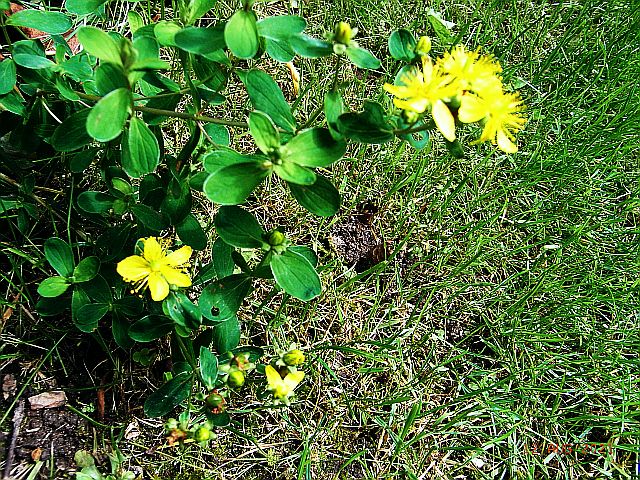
xmin=2 ymin=0 xmax=640 ymax=479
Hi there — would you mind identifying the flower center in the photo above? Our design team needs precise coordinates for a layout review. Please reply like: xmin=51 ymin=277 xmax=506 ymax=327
xmin=149 ymin=260 xmax=163 ymax=272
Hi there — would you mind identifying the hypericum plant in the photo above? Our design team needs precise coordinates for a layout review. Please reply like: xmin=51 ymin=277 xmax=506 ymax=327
xmin=0 ymin=0 xmax=526 ymax=438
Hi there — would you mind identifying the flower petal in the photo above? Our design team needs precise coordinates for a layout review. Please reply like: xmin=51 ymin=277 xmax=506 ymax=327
xmin=432 ymin=100 xmax=456 ymax=141
xmin=394 ymin=98 xmax=429 ymax=113
xmin=283 ymin=370 xmax=305 ymax=392
xmin=148 ymin=271 xmax=169 ymax=301
xmin=160 ymin=266 xmax=192 ymax=288
xmin=497 ymin=129 xmax=518 ymax=153
xmin=165 ymin=245 xmax=192 ymax=267
xmin=117 ymin=255 xmax=151 ymax=282
xmin=458 ymin=94 xmax=487 ymax=123
xmin=143 ymin=237 xmax=163 ymax=262
xmin=265 ymin=365 xmax=284 ymax=391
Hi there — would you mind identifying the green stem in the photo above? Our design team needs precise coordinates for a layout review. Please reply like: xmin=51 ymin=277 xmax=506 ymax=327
xmin=174 ymin=332 xmax=196 ymax=370
xmin=65 ymin=404 xmax=122 ymax=430
xmin=0 ymin=12 xmax=12 ymax=47
xmin=392 ymin=122 xmax=434 ymax=135
xmin=332 ymin=55 xmax=343 ymax=91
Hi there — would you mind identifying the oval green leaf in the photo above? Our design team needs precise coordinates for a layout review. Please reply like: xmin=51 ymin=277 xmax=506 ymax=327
xmin=7 ymin=9 xmax=71 ymax=34
xmin=224 ymin=10 xmax=259 ymax=60
xmin=0 ymin=59 xmax=16 ymax=95
xmin=345 ymin=46 xmax=381 ymax=70
xmin=129 ymin=315 xmax=175 ymax=342
xmin=44 ymin=237 xmax=74 ymax=277
xmin=77 ymin=191 xmax=115 ymax=214
xmin=249 ymin=111 xmax=280 ymax=154
xmin=388 ymin=29 xmax=417 ymax=62
xmin=288 ymin=173 xmax=340 ymax=216
xmin=86 ymin=87 xmax=132 ymax=142
xmin=282 ymin=128 xmax=346 ymax=167
xmin=214 ymin=206 xmax=265 ymax=249
xmin=121 ymin=117 xmax=159 ymax=178
xmin=203 ymin=161 xmax=271 ymax=205
xmin=199 ymin=346 xmax=218 ymax=390
xmin=174 ymin=26 xmax=226 ymax=55
xmin=274 ymin=161 xmax=316 ymax=185
xmin=37 ymin=276 xmax=71 ymax=298
xmin=242 ymin=69 xmax=296 ymax=133
xmin=77 ymin=26 xmax=122 ymax=65
xmin=176 ymin=214 xmax=208 ymax=251
xmin=212 ymin=316 xmax=240 ymax=354
xmin=50 ymin=109 xmax=92 ymax=152
xmin=72 ymin=256 xmax=100 ymax=283
xmin=144 ymin=372 xmax=192 ymax=418
xmin=257 ymin=15 xmax=306 ymax=41
xmin=270 ymin=249 xmax=321 ymax=301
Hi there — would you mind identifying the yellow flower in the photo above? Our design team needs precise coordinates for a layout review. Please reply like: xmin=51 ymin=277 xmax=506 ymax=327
xmin=439 ymin=45 xmax=503 ymax=95
xmin=265 ymin=365 xmax=304 ymax=405
xmin=117 ymin=237 xmax=192 ymax=301
xmin=383 ymin=56 xmax=458 ymax=141
xmin=458 ymin=89 xmax=526 ymax=153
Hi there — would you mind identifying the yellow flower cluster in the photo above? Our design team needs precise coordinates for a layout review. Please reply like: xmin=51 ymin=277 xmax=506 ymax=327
xmin=117 ymin=237 xmax=192 ymax=301
xmin=384 ymin=43 xmax=526 ymax=153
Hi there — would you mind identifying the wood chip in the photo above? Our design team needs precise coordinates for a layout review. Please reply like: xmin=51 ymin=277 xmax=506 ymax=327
xmin=28 ymin=391 xmax=67 ymax=409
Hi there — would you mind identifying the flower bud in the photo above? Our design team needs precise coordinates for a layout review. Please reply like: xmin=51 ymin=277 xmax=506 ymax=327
xmin=227 ymin=370 xmax=245 ymax=388
xmin=267 ymin=229 xmax=286 ymax=247
xmin=205 ymin=393 xmax=225 ymax=409
xmin=401 ymin=109 xmax=421 ymax=124
xmin=164 ymin=418 xmax=178 ymax=431
xmin=194 ymin=426 xmax=212 ymax=442
xmin=334 ymin=21 xmax=353 ymax=45
xmin=283 ymin=349 xmax=305 ymax=367
xmin=415 ymin=36 xmax=432 ymax=56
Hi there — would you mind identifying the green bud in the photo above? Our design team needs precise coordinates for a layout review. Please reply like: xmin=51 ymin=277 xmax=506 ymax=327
xmin=194 ymin=426 xmax=212 ymax=442
xmin=283 ymin=349 xmax=305 ymax=367
xmin=267 ymin=229 xmax=286 ymax=247
xmin=227 ymin=370 xmax=245 ymax=388
xmin=164 ymin=418 xmax=178 ymax=431
xmin=401 ymin=109 xmax=421 ymax=124
xmin=334 ymin=21 xmax=353 ymax=45
xmin=415 ymin=36 xmax=432 ymax=56
xmin=205 ymin=393 xmax=225 ymax=409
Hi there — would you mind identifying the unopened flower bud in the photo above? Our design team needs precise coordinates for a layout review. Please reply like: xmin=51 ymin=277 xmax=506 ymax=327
xmin=227 ymin=370 xmax=245 ymax=388
xmin=165 ymin=418 xmax=178 ymax=431
xmin=283 ymin=349 xmax=305 ymax=367
xmin=194 ymin=426 xmax=212 ymax=442
xmin=205 ymin=393 xmax=225 ymax=409
xmin=267 ymin=229 xmax=286 ymax=247
xmin=415 ymin=36 xmax=432 ymax=56
xmin=334 ymin=21 xmax=353 ymax=45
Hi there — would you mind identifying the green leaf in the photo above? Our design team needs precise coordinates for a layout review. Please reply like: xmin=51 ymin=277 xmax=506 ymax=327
xmin=77 ymin=191 xmax=115 ymax=214
xmin=206 ymin=410 xmax=230 ymax=427
xmin=131 ymin=204 xmax=168 ymax=231
xmin=50 ymin=109 xmax=93 ymax=152
xmin=95 ymin=63 xmax=128 ymax=96
xmin=66 ymin=0 xmax=108 ymax=15
xmin=154 ymin=21 xmax=182 ymax=47
xmin=203 ymin=123 xmax=230 ymax=146
xmin=215 ymin=206 xmax=265 ymax=249
xmin=129 ymin=315 xmax=174 ymax=342
xmin=199 ymin=274 xmax=252 ymax=322
xmin=388 ymin=29 xmax=417 ymax=62
xmin=144 ymin=372 xmax=192 ymax=417
xmin=0 ymin=59 xmax=17 ymax=95
xmin=257 ymin=15 xmax=306 ymax=41
xmin=7 ymin=9 xmax=72 ymax=34
xmin=345 ymin=46 xmax=381 ymax=69
xmin=113 ymin=296 xmax=144 ymax=317
xmin=212 ymin=237 xmax=234 ymax=279
xmin=112 ymin=312 xmax=134 ymax=349
xmin=37 ymin=276 xmax=71 ymax=298
xmin=290 ymin=34 xmax=334 ymax=58
xmin=199 ymin=346 xmax=218 ymax=390
xmin=274 ymin=161 xmax=316 ymax=185
xmin=79 ymin=275 xmax=112 ymax=303
xmin=202 ymin=148 xmax=250 ymax=173
xmin=444 ymin=138 xmax=464 ymax=158
xmin=77 ymin=26 xmax=122 ymax=65
xmin=121 ymin=117 xmax=159 ymax=178
xmin=76 ymin=303 xmax=109 ymax=330
xmin=282 ymin=128 xmax=346 ymax=167
xmin=212 ymin=316 xmax=240 ymax=354
xmin=270 ymin=249 xmax=321 ymax=301
xmin=44 ymin=237 xmax=74 ymax=277
xmin=242 ymin=69 xmax=296 ymax=132
xmin=174 ymin=26 xmax=226 ymax=55
xmin=249 ymin=111 xmax=280 ymax=154
xmin=288 ymin=245 xmax=318 ymax=267
xmin=127 ymin=11 xmax=144 ymax=34
xmin=224 ymin=10 xmax=259 ymax=60
xmin=161 ymin=178 xmax=192 ymax=224
xmin=86 ymin=88 xmax=132 ymax=142
xmin=0 ymin=91 xmax=26 ymax=116
xmin=264 ymin=38 xmax=295 ymax=63
xmin=337 ymin=101 xmax=394 ymax=144
xmin=71 ymin=288 xmax=92 ymax=331
xmin=176 ymin=214 xmax=208 ymax=250
xmin=11 ymin=40 xmax=54 ymax=69
xmin=324 ymin=90 xmax=344 ymax=137
xmin=289 ymin=173 xmax=340 ymax=216
xmin=72 ymin=256 xmax=100 ymax=283
xmin=185 ymin=0 xmax=216 ymax=24
xmin=69 ymin=150 xmax=100 ymax=173
xmin=164 ymin=292 xmax=202 ymax=330
xmin=203 ymin=161 xmax=271 ymax=205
